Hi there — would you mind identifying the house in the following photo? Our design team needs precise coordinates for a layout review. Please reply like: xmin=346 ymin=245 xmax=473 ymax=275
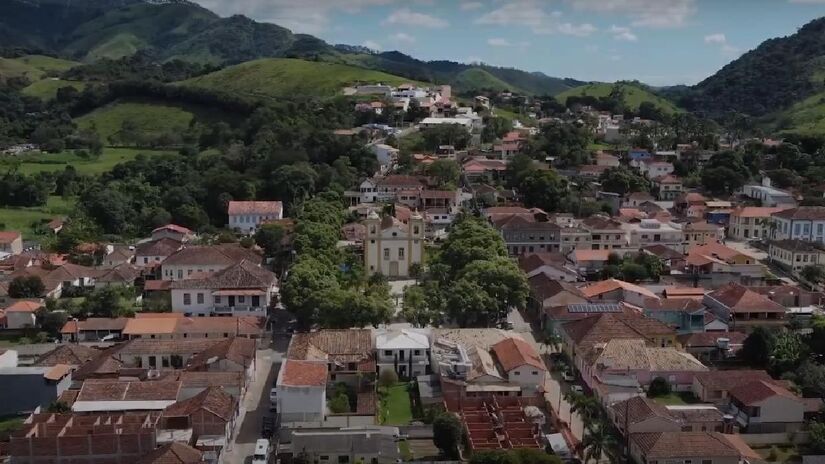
xmin=370 ymin=143 xmax=399 ymax=169
xmin=628 ymin=149 xmax=652 ymax=161
xmin=610 ymin=396 xmax=724 ymax=436
xmin=0 ymin=231 xmax=23 ymax=257
xmin=151 ymin=224 xmax=195 ymax=242
xmin=102 ymin=246 xmax=134 ymax=268
xmin=729 ymin=206 xmax=790 ymax=241
xmin=653 ymin=175 xmax=683 ymax=200
xmin=543 ymin=303 xmax=640 ymax=334
xmin=704 ymin=283 xmax=786 ymax=327
xmin=490 ymin=337 xmax=546 ymax=395
xmin=629 ymin=432 xmax=759 ymax=464
xmin=288 ymin=427 xmax=400 ymax=464
xmin=95 ymin=263 xmax=140 ymax=289
xmin=493 ymin=214 xmax=561 ymax=256
xmin=33 ymin=344 xmax=99 ymax=367
xmin=678 ymin=331 xmax=747 ymax=362
xmin=771 ymin=207 xmax=825 ymax=244
xmin=364 ymin=211 xmax=424 ymax=278
xmin=743 ymin=182 xmax=797 ymax=207
xmin=579 ymin=338 xmax=706 ymax=404
xmin=60 ymin=317 xmax=129 ymax=342
xmin=685 ymin=242 xmax=764 ymax=278
xmin=624 ymin=192 xmax=655 ymax=208
xmin=691 ymin=369 xmax=777 ymax=403
xmin=518 ymin=252 xmax=579 ymax=282
xmin=595 ymin=153 xmax=620 ymax=167
xmin=161 ymin=244 xmax=261 ymax=281
xmin=7 ymin=413 xmax=160 ymax=463
xmin=683 ymin=221 xmax=723 ymax=248
xmin=375 ymin=329 xmax=431 ymax=379
xmin=581 ymin=216 xmax=627 ymax=251
xmin=662 ymin=286 xmax=707 ymax=300
xmin=769 ymin=239 xmax=825 ymax=273
xmin=675 ymin=192 xmax=708 ymax=215
xmin=226 ymin=200 xmax=283 ymax=234
xmin=728 ymin=380 xmax=804 ymax=433
xmin=580 ymin=279 xmax=659 ymax=306
xmin=71 ymin=380 xmax=181 ymax=413
xmin=0 ymin=364 xmax=72 ymax=415
xmin=276 ymin=359 xmax=328 ymax=423
xmin=135 ymin=237 xmax=183 ymax=268
xmin=559 ymin=227 xmax=592 ymax=254
xmin=169 ymin=260 xmax=278 ymax=316
xmin=624 ymin=219 xmax=684 ymax=250
xmin=287 ymin=329 xmax=376 ymax=386
xmin=636 ymin=160 xmax=674 ymax=179
xmin=529 ymin=275 xmax=588 ymax=320
xmin=136 ymin=442 xmax=204 ymax=464
xmin=642 ymin=298 xmax=707 ymax=334
xmin=462 ymin=158 xmax=507 ymax=182
xmin=161 ymin=385 xmax=237 ymax=438
xmin=4 ymin=299 xmax=41 ymax=329
xmin=569 ymin=250 xmax=611 ymax=275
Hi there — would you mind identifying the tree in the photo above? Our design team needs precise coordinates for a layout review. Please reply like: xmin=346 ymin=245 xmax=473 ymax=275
xmin=619 ymin=262 xmax=648 ymax=283
xmin=401 ymin=285 xmax=437 ymax=327
xmin=771 ymin=330 xmax=807 ymax=374
xmin=81 ymin=287 xmax=130 ymax=318
xmin=37 ymin=309 xmax=67 ymax=337
xmin=564 ymin=391 xmax=602 ymax=422
xmin=378 ymin=369 xmax=399 ymax=389
xmin=46 ymin=401 xmax=71 ymax=413
xmin=422 ymin=125 xmax=471 ymax=150
xmin=446 ymin=277 xmax=498 ymax=327
xmin=647 ymin=377 xmax=672 ymax=397
xmin=437 ymin=215 xmax=508 ymax=273
xmin=793 ymin=361 xmax=825 ymax=398
xmin=740 ymin=327 xmax=776 ymax=368
xmin=809 ymin=421 xmax=825 ymax=455
xmin=328 ymin=393 xmax=350 ymax=413
xmin=432 ymin=412 xmax=463 ymax=459
xmin=599 ymin=166 xmax=650 ymax=195
xmin=254 ymin=223 xmax=287 ymax=258
xmin=281 ymin=256 xmax=340 ymax=329
xmin=426 ymin=159 xmax=460 ymax=188
xmin=458 ymin=257 xmax=529 ymax=325
xmin=581 ymin=421 xmax=619 ymax=464
xmin=8 ymin=276 xmax=45 ymax=298
xmin=802 ymin=264 xmax=825 ymax=283
xmin=520 ymin=170 xmax=568 ymax=213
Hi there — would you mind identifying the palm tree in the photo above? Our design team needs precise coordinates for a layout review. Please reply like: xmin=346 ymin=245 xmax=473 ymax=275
xmin=581 ymin=420 xmax=619 ymax=464
xmin=564 ymin=390 xmax=602 ymax=422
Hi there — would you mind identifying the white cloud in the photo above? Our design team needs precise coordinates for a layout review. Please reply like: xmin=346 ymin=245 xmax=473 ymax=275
xmin=476 ymin=1 xmax=596 ymax=36
xmin=191 ymin=0 xmax=393 ymax=35
xmin=460 ymin=1 xmax=484 ymax=10
xmin=610 ymin=25 xmax=638 ymax=41
xmin=384 ymin=8 xmax=449 ymax=28
xmin=487 ymin=37 xmax=513 ymax=47
xmin=567 ymin=0 xmax=696 ymax=28
xmin=362 ymin=40 xmax=382 ymax=51
xmin=390 ymin=32 xmax=416 ymax=43
xmin=704 ymin=33 xmax=726 ymax=44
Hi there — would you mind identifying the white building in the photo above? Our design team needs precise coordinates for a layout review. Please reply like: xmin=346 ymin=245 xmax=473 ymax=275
xmin=375 ymin=329 xmax=431 ymax=379
xmin=369 ymin=143 xmax=399 ymax=171
xmin=276 ymin=359 xmax=328 ymax=423
xmin=161 ymin=244 xmax=261 ymax=281
xmin=227 ymin=201 xmax=283 ymax=234
xmin=419 ymin=117 xmax=473 ymax=130
xmin=364 ymin=211 xmax=424 ymax=278
xmin=743 ymin=178 xmax=796 ymax=207
xmin=771 ymin=207 xmax=825 ymax=244
xmin=169 ymin=260 xmax=277 ymax=316
xmin=490 ymin=337 xmax=546 ymax=396
xmin=623 ymin=219 xmax=683 ymax=249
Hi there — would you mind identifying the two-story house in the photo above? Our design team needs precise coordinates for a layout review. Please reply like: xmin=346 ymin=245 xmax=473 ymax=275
xmin=769 ymin=239 xmax=825 ymax=273
xmin=135 ymin=237 xmax=183 ymax=268
xmin=169 ymin=260 xmax=278 ymax=316
xmin=728 ymin=380 xmax=804 ymax=433
xmin=227 ymin=200 xmax=283 ymax=234
xmin=624 ymin=219 xmax=684 ymax=250
xmin=642 ymin=298 xmax=708 ymax=334
xmin=161 ymin=244 xmax=261 ymax=281
xmin=581 ymin=216 xmax=627 ymax=251
xmin=704 ymin=283 xmax=786 ymax=328
xmin=375 ymin=329 xmax=431 ymax=379
xmin=771 ymin=207 xmax=825 ymax=244
xmin=729 ymin=206 xmax=789 ymax=241
xmin=364 ymin=211 xmax=424 ymax=277
xmin=682 ymin=221 xmax=723 ymax=249
xmin=653 ymin=175 xmax=683 ymax=200
xmin=276 ymin=359 xmax=328 ymax=423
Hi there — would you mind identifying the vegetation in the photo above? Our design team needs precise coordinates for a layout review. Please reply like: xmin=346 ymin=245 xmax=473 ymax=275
xmin=469 ymin=449 xmax=562 ymax=464
xmin=379 ymin=382 xmax=413 ymax=425
xmin=557 ymin=82 xmax=681 ymax=114
xmin=8 ymin=276 xmax=45 ymax=298
xmin=647 ymin=377 xmax=672 ymax=398
xmin=432 ymin=412 xmax=463 ymax=459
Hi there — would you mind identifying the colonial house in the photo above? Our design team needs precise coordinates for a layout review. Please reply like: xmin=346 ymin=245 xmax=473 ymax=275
xmin=653 ymin=175 xmax=683 ymax=201
xmin=728 ymin=206 xmax=789 ymax=241
xmin=493 ymin=214 xmax=561 ymax=256
xmin=375 ymin=329 xmax=431 ymax=379
xmin=682 ymin=221 xmax=723 ymax=248
xmin=364 ymin=211 xmax=424 ymax=278
xmin=3 ymin=300 xmax=41 ymax=329
xmin=160 ymin=386 xmax=237 ymax=439
xmin=624 ymin=219 xmax=684 ymax=250
xmin=685 ymin=242 xmax=764 ymax=279
xmin=150 ymin=224 xmax=194 ymax=242
xmin=691 ymin=370 xmax=777 ymax=404
xmin=462 ymin=158 xmax=507 ymax=183
xmin=227 ymin=200 xmax=283 ymax=234
xmin=490 ymin=337 xmax=546 ymax=396
xmin=580 ymin=216 xmax=627 ymax=251
xmin=678 ymin=331 xmax=747 ymax=362
xmin=518 ymin=252 xmax=579 ymax=282
xmin=771 ymin=207 xmax=825 ymax=244
xmin=135 ymin=237 xmax=183 ymax=268
xmin=169 ymin=260 xmax=278 ymax=316
xmin=743 ymin=182 xmax=796 ymax=207
xmin=287 ymin=329 xmax=375 ymax=387
xmin=161 ymin=244 xmax=261 ymax=281
xmin=704 ymin=283 xmax=787 ymax=327
xmin=610 ymin=396 xmax=724 ymax=436
xmin=60 ymin=317 xmax=129 ymax=342
xmin=569 ymin=250 xmax=611 ymax=275
xmin=769 ymin=239 xmax=825 ymax=273
xmin=529 ymin=274 xmax=588 ymax=319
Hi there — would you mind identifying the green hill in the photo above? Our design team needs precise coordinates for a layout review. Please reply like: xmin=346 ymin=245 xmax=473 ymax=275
xmin=451 ymin=68 xmax=516 ymax=94
xmin=556 ymin=83 xmax=681 ymax=114
xmin=181 ymin=58 xmax=420 ymax=99
xmin=21 ymin=78 xmax=86 ymax=100
xmin=0 ymin=55 xmax=78 ymax=81
xmin=774 ymin=90 xmax=825 ymax=136
xmin=75 ymin=99 xmax=227 ymax=141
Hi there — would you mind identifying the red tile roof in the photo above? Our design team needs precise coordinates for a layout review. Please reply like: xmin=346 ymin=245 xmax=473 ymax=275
xmin=136 ymin=442 xmax=204 ymax=464
xmin=280 ymin=359 xmax=327 ymax=386
xmin=491 ymin=337 xmax=545 ymax=372
xmin=729 ymin=380 xmax=798 ymax=405
xmin=0 ymin=231 xmax=21 ymax=243
xmin=631 ymin=432 xmax=743 ymax=459
xmin=152 ymin=224 xmax=193 ymax=235
xmin=693 ymin=369 xmax=775 ymax=392
xmin=772 ymin=207 xmax=825 ymax=220
xmin=707 ymin=283 xmax=786 ymax=314
xmin=162 ymin=386 xmax=236 ymax=420
xmin=580 ymin=279 xmax=658 ymax=299
xmin=5 ymin=300 xmax=42 ymax=313
xmin=227 ymin=200 xmax=282 ymax=215
xmin=732 ymin=206 xmax=789 ymax=218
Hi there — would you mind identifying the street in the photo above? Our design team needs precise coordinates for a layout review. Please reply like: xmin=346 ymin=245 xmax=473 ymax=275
xmin=221 ymin=334 xmax=288 ymax=464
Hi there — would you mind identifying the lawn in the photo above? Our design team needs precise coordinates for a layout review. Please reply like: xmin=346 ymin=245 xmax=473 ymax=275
xmin=0 ymin=196 xmax=74 ymax=239
xmin=0 ymin=415 xmax=24 ymax=434
xmin=0 ymin=55 xmax=78 ymax=81
xmin=0 ymin=147 xmax=176 ymax=176
xmin=651 ymin=392 xmax=699 ymax=406
xmin=379 ymin=382 xmax=414 ymax=425
xmin=755 ymin=445 xmax=803 ymax=463
xmin=398 ymin=441 xmax=413 ymax=461
xmin=22 ymin=78 xmax=86 ymax=100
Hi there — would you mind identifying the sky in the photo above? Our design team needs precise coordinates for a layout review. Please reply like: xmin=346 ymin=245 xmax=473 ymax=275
xmin=191 ymin=0 xmax=825 ymax=86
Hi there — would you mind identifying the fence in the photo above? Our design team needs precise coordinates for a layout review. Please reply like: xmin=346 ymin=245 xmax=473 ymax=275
xmin=739 ymin=431 xmax=809 ymax=446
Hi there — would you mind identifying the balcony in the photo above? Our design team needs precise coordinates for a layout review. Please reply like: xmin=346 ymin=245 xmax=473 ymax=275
xmin=213 ymin=306 xmax=267 ymax=314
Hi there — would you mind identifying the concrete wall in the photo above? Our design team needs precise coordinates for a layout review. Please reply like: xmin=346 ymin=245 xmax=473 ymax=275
xmin=0 ymin=371 xmax=70 ymax=415
xmin=277 ymin=385 xmax=325 ymax=423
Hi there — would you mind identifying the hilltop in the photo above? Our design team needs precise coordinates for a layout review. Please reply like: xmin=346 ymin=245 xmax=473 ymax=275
xmin=556 ymin=83 xmax=682 ymax=114
xmin=180 ymin=58 xmax=422 ymax=99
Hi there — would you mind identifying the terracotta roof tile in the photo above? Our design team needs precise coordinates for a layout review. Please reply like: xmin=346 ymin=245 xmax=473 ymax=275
xmin=4 ymin=300 xmax=42 ymax=313
xmin=186 ymin=337 xmax=256 ymax=370
xmin=280 ymin=359 xmax=327 ymax=386
xmin=34 ymin=344 xmax=100 ymax=366
xmin=163 ymin=386 xmax=236 ymax=420
xmin=136 ymin=442 xmax=204 ymax=464
xmin=732 ymin=206 xmax=789 ymax=218
xmin=706 ymin=283 xmax=786 ymax=314
xmin=227 ymin=201 xmax=282 ymax=215
xmin=580 ymin=279 xmax=658 ymax=299
xmin=729 ymin=380 xmax=798 ymax=405
xmin=491 ymin=337 xmax=545 ymax=372
xmin=288 ymin=329 xmax=374 ymax=369
xmin=0 ymin=231 xmax=21 ymax=243
xmin=693 ymin=369 xmax=774 ymax=392
xmin=772 ymin=207 xmax=825 ymax=221
xmin=169 ymin=260 xmax=276 ymax=290
xmin=631 ymin=432 xmax=742 ymax=459
xmin=162 ymin=244 xmax=261 ymax=267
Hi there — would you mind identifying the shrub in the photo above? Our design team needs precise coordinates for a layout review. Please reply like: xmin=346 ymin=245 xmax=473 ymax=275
xmin=647 ymin=377 xmax=671 ymax=397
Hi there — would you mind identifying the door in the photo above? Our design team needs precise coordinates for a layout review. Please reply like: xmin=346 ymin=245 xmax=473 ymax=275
xmin=228 ymin=295 xmax=236 ymax=307
xmin=389 ymin=261 xmax=399 ymax=277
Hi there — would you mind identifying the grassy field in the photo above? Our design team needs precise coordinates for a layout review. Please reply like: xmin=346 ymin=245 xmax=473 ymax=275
xmin=452 ymin=68 xmax=514 ymax=94
xmin=776 ymin=90 xmax=825 ymax=136
xmin=0 ymin=55 xmax=78 ymax=81
xmin=379 ymin=383 xmax=413 ymax=425
xmin=181 ymin=58 xmax=421 ymax=99
xmin=76 ymin=99 xmax=204 ymax=141
xmin=556 ymin=83 xmax=682 ymax=114
xmin=22 ymin=78 xmax=86 ymax=100
xmin=0 ymin=196 xmax=73 ymax=239
xmin=0 ymin=147 xmax=176 ymax=176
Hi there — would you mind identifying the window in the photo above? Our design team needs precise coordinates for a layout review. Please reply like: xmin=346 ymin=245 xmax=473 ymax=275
xmin=398 ymin=248 xmax=405 ymax=259
xmin=532 ymin=371 xmax=539 ymax=375
xmin=384 ymin=248 xmax=390 ymax=259
xmin=681 ymin=425 xmax=691 ymax=432
xmin=702 ymin=460 xmax=712 ymax=464
xmin=252 ymin=295 xmax=260 ymax=306
xmin=183 ymin=293 xmax=191 ymax=305
xmin=143 ymin=257 xmax=148 ymax=264
xmin=214 ymin=296 xmax=221 ymax=304
xmin=177 ymin=270 xmax=183 ymax=279
xmin=385 ymin=350 xmax=392 ymax=356
xmin=162 ymin=357 xmax=170 ymax=368
xmin=148 ymin=356 xmax=157 ymax=368
xmin=187 ymin=269 xmax=193 ymax=276
xmin=513 ymin=371 xmax=520 ymax=376
xmin=338 ymin=456 xmax=349 ymax=464
xmin=414 ymin=350 xmax=421 ymax=355
xmin=239 ymin=296 xmax=245 ymax=303
xmin=196 ymin=293 xmax=204 ymax=304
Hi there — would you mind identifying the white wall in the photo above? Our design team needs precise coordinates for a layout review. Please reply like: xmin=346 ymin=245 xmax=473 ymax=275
xmin=171 ymin=289 xmax=213 ymax=315
xmin=6 ymin=312 xmax=36 ymax=329
xmin=277 ymin=385 xmax=326 ymax=423
xmin=751 ymin=396 xmax=804 ymax=424
xmin=508 ymin=365 xmax=545 ymax=390
xmin=162 ymin=263 xmax=225 ymax=281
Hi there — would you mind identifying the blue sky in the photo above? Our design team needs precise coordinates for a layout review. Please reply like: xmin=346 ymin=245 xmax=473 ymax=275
xmin=192 ymin=0 xmax=825 ymax=86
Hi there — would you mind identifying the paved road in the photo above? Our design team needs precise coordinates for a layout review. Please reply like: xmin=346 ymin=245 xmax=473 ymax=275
xmin=221 ymin=335 xmax=288 ymax=464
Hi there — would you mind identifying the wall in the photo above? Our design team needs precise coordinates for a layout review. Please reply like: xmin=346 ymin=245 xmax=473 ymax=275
xmin=0 ymin=371 xmax=69 ymax=415
xmin=277 ymin=385 xmax=325 ymax=423
xmin=162 ymin=264 xmax=226 ymax=281
xmin=6 ymin=312 xmax=36 ymax=329
xmin=751 ymin=395 xmax=804 ymax=425
xmin=508 ymin=366 xmax=545 ymax=392
xmin=739 ymin=431 xmax=809 ymax=446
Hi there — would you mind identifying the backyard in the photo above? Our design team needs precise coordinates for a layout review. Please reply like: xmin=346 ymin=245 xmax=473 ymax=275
xmin=651 ymin=391 xmax=700 ymax=406
xmin=0 ymin=195 xmax=74 ymax=239
xmin=379 ymin=382 xmax=414 ymax=425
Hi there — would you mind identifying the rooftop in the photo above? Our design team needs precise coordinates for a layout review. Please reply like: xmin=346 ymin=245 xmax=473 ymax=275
xmin=773 ymin=207 xmax=825 ymax=221
xmin=631 ymin=432 xmax=745 ymax=459
xmin=227 ymin=200 xmax=283 ymax=215
xmin=279 ymin=359 xmax=327 ymax=387
xmin=491 ymin=337 xmax=545 ymax=372
xmin=581 ymin=279 xmax=658 ymax=299
xmin=706 ymin=282 xmax=786 ymax=314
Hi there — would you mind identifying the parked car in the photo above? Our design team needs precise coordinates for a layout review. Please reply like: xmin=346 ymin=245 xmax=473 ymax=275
xmin=251 ymin=439 xmax=270 ymax=464
xmin=269 ymin=388 xmax=277 ymax=410
xmin=561 ymin=370 xmax=575 ymax=382
xmin=570 ymin=385 xmax=584 ymax=394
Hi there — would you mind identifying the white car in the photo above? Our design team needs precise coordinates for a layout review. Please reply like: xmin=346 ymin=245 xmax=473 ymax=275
xmin=252 ymin=439 xmax=270 ymax=464
xmin=561 ymin=371 xmax=575 ymax=382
